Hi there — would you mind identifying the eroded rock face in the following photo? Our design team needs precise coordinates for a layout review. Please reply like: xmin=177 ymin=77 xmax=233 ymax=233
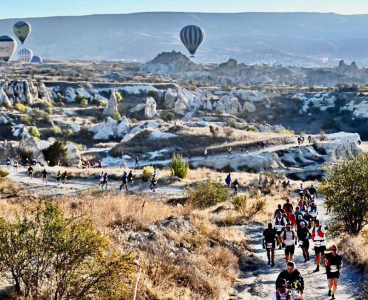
xmin=89 ymin=117 xmax=118 ymax=140
xmin=19 ymin=133 xmax=46 ymax=164
xmin=0 ymin=82 xmax=11 ymax=107
xmin=37 ymin=82 xmax=53 ymax=102
xmin=144 ymin=97 xmax=158 ymax=118
xmin=215 ymin=95 xmax=242 ymax=114
xmin=164 ymin=88 xmax=177 ymax=109
xmin=66 ymin=144 xmax=81 ymax=166
xmin=4 ymin=81 xmax=33 ymax=105
xmin=116 ymin=116 xmax=131 ymax=137
xmin=103 ymin=92 xmax=119 ymax=117
xmin=0 ymin=140 xmax=15 ymax=159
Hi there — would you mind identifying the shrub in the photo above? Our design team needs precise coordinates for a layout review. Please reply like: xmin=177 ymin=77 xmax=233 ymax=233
xmin=320 ymin=154 xmax=368 ymax=236
xmin=15 ymin=103 xmax=29 ymax=113
xmin=100 ymin=100 xmax=107 ymax=107
xmin=0 ymin=167 xmax=9 ymax=178
xmin=187 ymin=180 xmax=229 ymax=209
xmin=163 ymin=112 xmax=174 ymax=122
xmin=282 ymin=129 xmax=294 ymax=135
xmin=112 ymin=111 xmax=122 ymax=121
xmin=80 ymin=98 xmax=88 ymax=108
xmin=33 ymin=101 xmax=53 ymax=110
xmin=91 ymin=98 xmax=100 ymax=107
xmin=19 ymin=115 xmax=32 ymax=125
xmin=246 ymin=127 xmax=257 ymax=132
xmin=28 ymin=126 xmax=40 ymax=138
xmin=0 ymin=200 xmax=135 ymax=298
xmin=170 ymin=154 xmax=189 ymax=179
xmin=72 ymin=142 xmax=84 ymax=152
xmin=226 ymin=119 xmax=237 ymax=128
xmin=320 ymin=130 xmax=328 ymax=141
xmin=232 ymin=192 xmax=266 ymax=220
xmin=142 ymin=166 xmax=154 ymax=182
xmin=51 ymin=126 xmax=63 ymax=136
xmin=42 ymin=141 xmax=67 ymax=166
xmin=115 ymin=91 xmax=123 ymax=102
xmin=30 ymin=108 xmax=50 ymax=123
xmin=74 ymin=94 xmax=86 ymax=104
xmin=147 ymin=90 xmax=158 ymax=98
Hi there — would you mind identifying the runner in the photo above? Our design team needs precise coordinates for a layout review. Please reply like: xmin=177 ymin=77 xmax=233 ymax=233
xmin=309 ymin=184 xmax=318 ymax=199
xmin=6 ymin=157 xmax=11 ymax=170
xmin=187 ymin=150 xmax=191 ymax=160
xmin=204 ymin=148 xmax=208 ymax=159
xmin=62 ymin=171 xmax=68 ymax=184
xmin=262 ymin=141 xmax=266 ymax=150
xmin=303 ymin=210 xmax=313 ymax=228
xmin=56 ymin=171 xmax=61 ymax=185
xmin=232 ymin=179 xmax=239 ymax=195
xmin=273 ymin=212 xmax=288 ymax=249
xmin=274 ymin=204 xmax=285 ymax=218
xmin=99 ymin=172 xmax=104 ymax=187
xmin=13 ymin=159 xmax=18 ymax=172
xmin=297 ymin=221 xmax=311 ymax=262
xmin=272 ymin=279 xmax=301 ymax=300
xmin=120 ymin=171 xmax=128 ymax=191
xmin=283 ymin=199 xmax=293 ymax=214
xmin=41 ymin=168 xmax=48 ymax=184
xmin=240 ymin=146 xmax=243 ymax=153
xmin=309 ymin=202 xmax=318 ymax=220
xmin=28 ymin=165 xmax=34 ymax=180
xmin=244 ymin=145 xmax=249 ymax=154
xmin=324 ymin=245 xmax=343 ymax=299
xmin=228 ymin=147 xmax=232 ymax=157
xmin=276 ymin=262 xmax=304 ymax=298
xmin=262 ymin=223 xmax=277 ymax=267
xmin=257 ymin=141 xmax=261 ymax=151
xmin=127 ymin=170 xmax=134 ymax=188
xmin=299 ymin=183 xmax=304 ymax=198
xmin=150 ymin=171 xmax=157 ymax=192
xmin=135 ymin=155 xmax=139 ymax=167
xmin=103 ymin=173 xmax=108 ymax=190
xmin=308 ymin=135 xmax=312 ymax=143
xmin=225 ymin=173 xmax=232 ymax=187
xmin=310 ymin=219 xmax=328 ymax=272
xmin=98 ymin=160 xmax=102 ymax=168
xmin=294 ymin=207 xmax=303 ymax=220
xmin=286 ymin=211 xmax=297 ymax=230
xmin=281 ymin=224 xmax=297 ymax=262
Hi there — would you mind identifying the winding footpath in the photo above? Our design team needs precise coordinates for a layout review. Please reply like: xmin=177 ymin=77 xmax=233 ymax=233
xmin=234 ymin=195 xmax=361 ymax=300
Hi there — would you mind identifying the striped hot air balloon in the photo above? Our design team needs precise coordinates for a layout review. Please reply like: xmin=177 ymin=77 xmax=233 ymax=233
xmin=180 ymin=25 xmax=205 ymax=57
xmin=31 ymin=55 xmax=42 ymax=63
xmin=18 ymin=48 xmax=33 ymax=62
xmin=13 ymin=21 xmax=32 ymax=44
xmin=0 ymin=36 xmax=17 ymax=62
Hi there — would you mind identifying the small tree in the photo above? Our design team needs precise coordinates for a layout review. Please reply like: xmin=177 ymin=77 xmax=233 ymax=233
xmin=147 ymin=90 xmax=158 ymax=98
xmin=74 ymin=94 xmax=85 ymax=104
xmin=0 ymin=167 xmax=9 ymax=178
xmin=170 ymin=154 xmax=189 ymax=179
xmin=42 ymin=141 xmax=67 ymax=166
xmin=320 ymin=154 xmax=368 ymax=236
xmin=187 ymin=180 xmax=229 ymax=209
xmin=232 ymin=192 xmax=266 ymax=221
xmin=142 ymin=166 xmax=154 ymax=182
xmin=0 ymin=201 xmax=135 ymax=298
xmin=28 ymin=126 xmax=41 ymax=138
xmin=115 ymin=91 xmax=123 ymax=102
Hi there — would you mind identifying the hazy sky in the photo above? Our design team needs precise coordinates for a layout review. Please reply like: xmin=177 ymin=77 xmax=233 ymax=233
xmin=0 ymin=0 xmax=366 ymax=19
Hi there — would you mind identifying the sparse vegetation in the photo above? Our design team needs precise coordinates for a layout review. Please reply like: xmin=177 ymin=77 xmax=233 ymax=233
xmin=187 ymin=180 xmax=229 ymax=209
xmin=0 ymin=167 xmax=9 ymax=178
xmin=28 ymin=126 xmax=40 ymax=138
xmin=115 ymin=91 xmax=123 ymax=101
xmin=169 ymin=154 xmax=189 ymax=179
xmin=142 ymin=166 xmax=154 ymax=182
xmin=42 ymin=141 xmax=67 ymax=166
xmin=15 ymin=103 xmax=29 ymax=113
xmin=112 ymin=111 xmax=122 ymax=121
xmin=232 ymin=192 xmax=266 ymax=221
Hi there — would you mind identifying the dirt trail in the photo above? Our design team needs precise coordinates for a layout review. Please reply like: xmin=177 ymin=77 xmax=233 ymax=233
xmin=234 ymin=196 xmax=361 ymax=300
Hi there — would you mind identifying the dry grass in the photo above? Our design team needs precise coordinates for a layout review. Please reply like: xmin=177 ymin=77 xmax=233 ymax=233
xmin=338 ymin=235 xmax=368 ymax=273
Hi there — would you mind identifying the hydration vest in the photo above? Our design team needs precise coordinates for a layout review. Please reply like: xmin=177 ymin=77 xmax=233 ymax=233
xmin=311 ymin=226 xmax=324 ymax=240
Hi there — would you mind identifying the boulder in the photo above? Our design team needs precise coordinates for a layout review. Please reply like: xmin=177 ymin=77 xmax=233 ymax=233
xmin=216 ymin=95 xmax=242 ymax=114
xmin=129 ymin=103 xmax=145 ymax=113
xmin=37 ymin=82 xmax=53 ymax=102
xmin=29 ymin=81 xmax=38 ymax=98
xmin=66 ymin=144 xmax=81 ymax=166
xmin=38 ymin=140 xmax=51 ymax=150
xmin=5 ymin=81 xmax=33 ymax=105
xmin=65 ymin=87 xmax=77 ymax=102
xmin=0 ymin=140 xmax=15 ymax=159
xmin=164 ymin=88 xmax=177 ymax=109
xmin=103 ymin=92 xmax=119 ymax=117
xmin=89 ymin=117 xmax=118 ymax=140
xmin=243 ymin=101 xmax=256 ymax=113
xmin=121 ymin=134 xmax=133 ymax=142
xmin=174 ymin=98 xmax=187 ymax=115
xmin=146 ymin=121 xmax=159 ymax=129
xmin=19 ymin=133 xmax=46 ymax=165
xmin=0 ymin=82 xmax=11 ymax=107
xmin=144 ymin=97 xmax=158 ymax=118
xmin=203 ymin=98 xmax=213 ymax=111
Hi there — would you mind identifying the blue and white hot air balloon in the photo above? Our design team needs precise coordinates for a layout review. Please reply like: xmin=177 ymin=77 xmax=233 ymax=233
xmin=18 ymin=48 xmax=33 ymax=62
xmin=180 ymin=25 xmax=205 ymax=57
xmin=31 ymin=55 xmax=42 ymax=63
xmin=0 ymin=35 xmax=17 ymax=62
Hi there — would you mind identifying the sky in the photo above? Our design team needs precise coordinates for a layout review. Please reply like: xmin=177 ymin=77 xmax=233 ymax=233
xmin=0 ymin=0 xmax=367 ymax=19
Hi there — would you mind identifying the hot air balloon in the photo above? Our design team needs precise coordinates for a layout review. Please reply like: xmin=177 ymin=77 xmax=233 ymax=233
xmin=13 ymin=21 xmax=32 ymax=44
xmin=31 ymin=55 xmax=42 ymax=63
xmin=180 ymin=25 xmax=205 ymax=57
xmin=0 ymin=36 xmax=17 ymax=62
xmin=18 ymin=48 xmax=33 ymax=62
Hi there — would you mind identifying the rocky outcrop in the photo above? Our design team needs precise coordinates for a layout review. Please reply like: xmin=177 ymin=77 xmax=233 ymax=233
xmin=0 ymin=140 xmax=15 ymax=159
xmin=164 ymin=88 xmax=177 ymax=109
xmin=37 ymin=82 xmax=53 ymax=102
xmin=0 ymin=82 xmax=11 ymax=107
xmin=215 ymin=95 xmax=242 ymax=114
xmin=66 ymin=144 xmax=81 ymax=166
xmin=19 ymin=133 xmax=46 ymax=164
xmin=4 ymin=81 xmax=33 ymax=105
xmin=144 ymin=97 xmax=158 ymax=118
xmin=103 ymin=92 xmax=119 ymax=117
xmin=89 ymin=117 xmax=118 ymax=140
xmin=116 ymin=116 xmax=131 ymax=137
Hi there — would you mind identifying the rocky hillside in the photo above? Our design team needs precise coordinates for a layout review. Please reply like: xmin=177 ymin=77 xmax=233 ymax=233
xmin=3 ymin=12 xmax=368 ymax=65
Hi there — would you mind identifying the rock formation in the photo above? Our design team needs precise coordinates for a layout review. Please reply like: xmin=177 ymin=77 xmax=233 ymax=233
xmin=19 ymin=133 xmax=46 ymax=164
xmin=66 ymin=144 xmax=81 ymax=166
xmin=164 ymin=88 xmax=177 ymax=109
xmin=103 ymin=92 xmax=119 ymax=117
xmin=89 ymin=117 xmax=118 ymax=140
xmin=144 ymin=97 xmax=158 ymax=118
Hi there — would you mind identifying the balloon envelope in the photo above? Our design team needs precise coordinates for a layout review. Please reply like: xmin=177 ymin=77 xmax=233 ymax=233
xmin=31 ymin=55 xmax=42 ymax=63
xmin=13 ymin=21 xmax=32 ymax=44
xmin=180 ymin=25 xmax=205 ymax=56
xmin=0 ymin=36 xmax=17 ymax=62
xmin=18 ymin=48 xmax=33 ymax=62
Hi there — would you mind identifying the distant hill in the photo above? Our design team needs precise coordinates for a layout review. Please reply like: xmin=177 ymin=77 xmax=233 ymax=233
xmin=2 ymin=12 xmax=368 ymax=66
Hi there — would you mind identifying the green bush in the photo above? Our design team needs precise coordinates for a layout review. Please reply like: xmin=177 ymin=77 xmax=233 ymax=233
xmin=33 ymin=101 xmax=53 ymax=110
xmin=0 ymin=167 xmax=9 ymax=178
xmin=112 ymin=111 xmax=122 ymax=121
xmin=19 ymin=115 xmax=31 ymax=125
xmin=0 ymin=200 xmax=135 ymax=298
xmin=187 ymin=180 xmax=229 ymax=209
xmin=42 ymin=141 xmax=67 ymax=166
xmin=115 ymin=91 xmax=123 ymax=102
xmin=147 ymin=90 xmax=158 ymax=98
xmin=246 ymin=127 xmax=257 ymax=132
xmin=51 ymin=126 xmax=63 ymax=136
xmin=170 ymin=154 xmax=189 ymax=179
xmin=74 ymin=94 xmax=86 ymax=104
xmin=80 ymin=98 xmax=88 ymax=108
xmin=72 ymin=142 xmax=84 ymax=152
xmin=142 ymin=166 xmax=154 ymax=182
xmin=15 ymin=103 xmax=29 ymax=113
xmin=30 ymin=108 xmax=50 ymax=123
xmin=28 ymin=126 xmax=41 ymax=138
xmin=100 ymin=100 xmax=107 ymax=107
xmin=282 ymin=129 xmax=294 ymax=135
xmin=163 ymin=112 xmax=174 ymax=122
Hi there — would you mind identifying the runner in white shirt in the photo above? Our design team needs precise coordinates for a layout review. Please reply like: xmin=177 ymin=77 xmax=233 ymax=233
xmin=272 ymin=279 xmax=301 ymax=300
xmin=310 ymin=219 xmax=328 ymax=272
